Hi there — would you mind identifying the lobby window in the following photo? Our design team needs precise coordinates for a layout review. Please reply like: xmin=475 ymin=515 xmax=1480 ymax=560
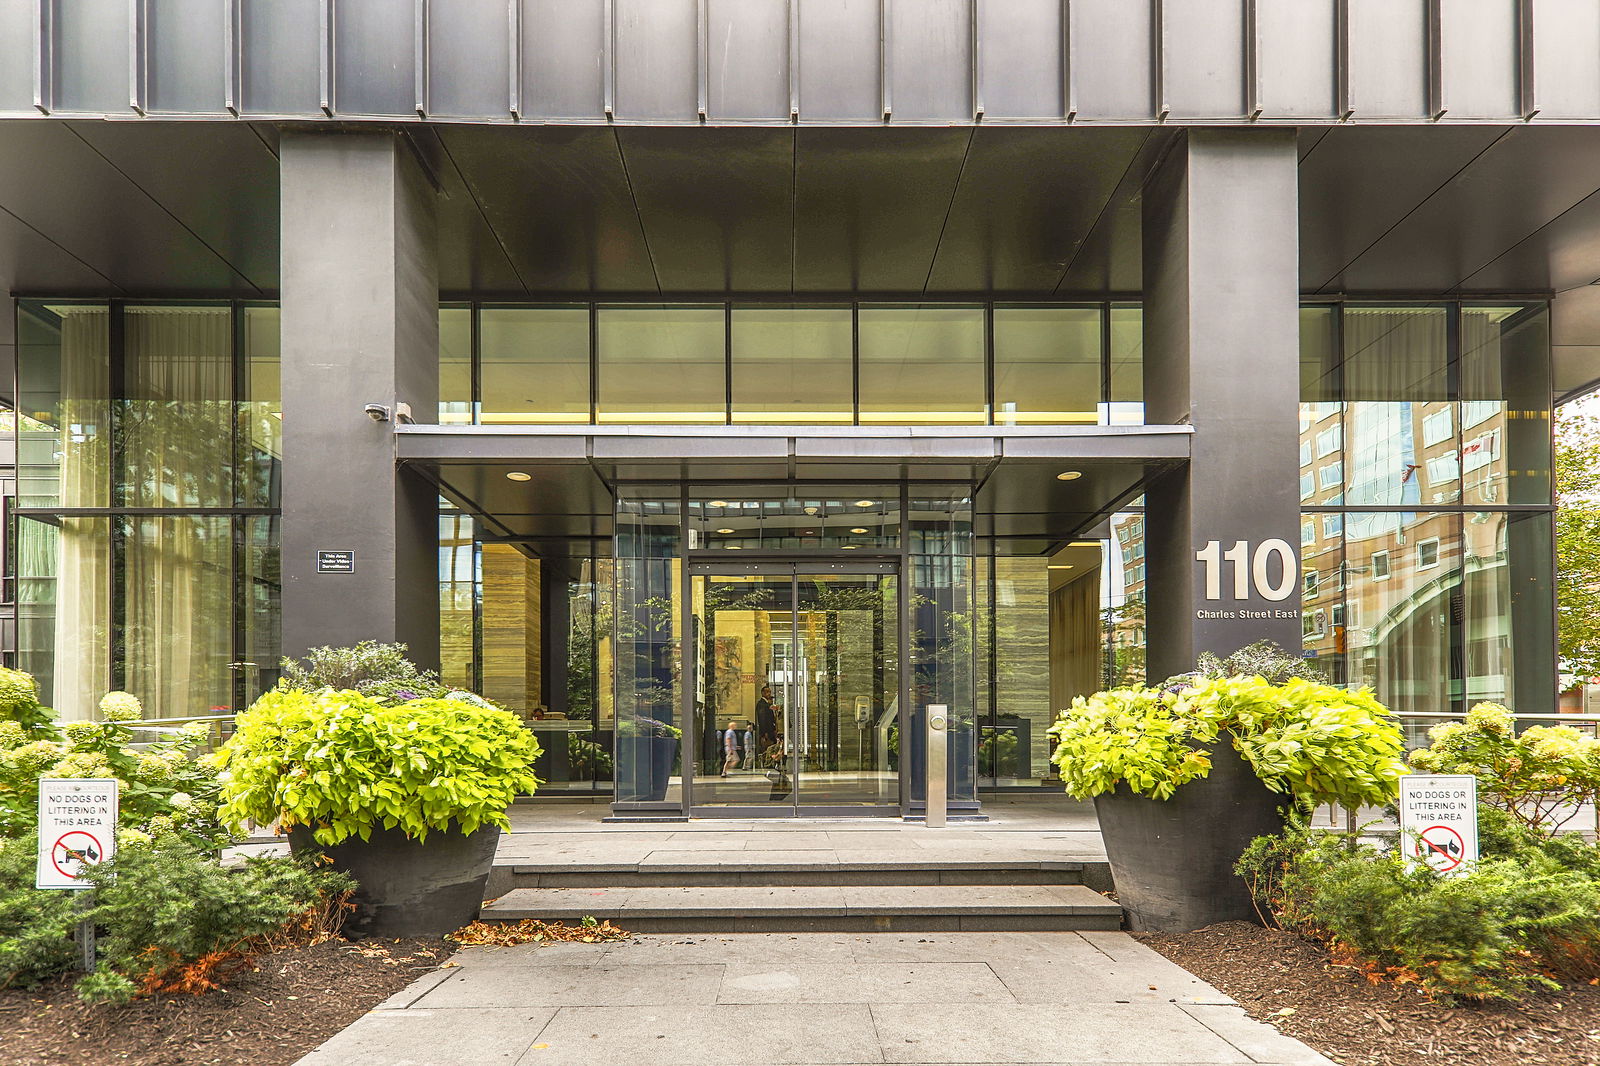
xmin=992 ymin=307 xmax=1101 ymax=425
xmin=1107 ymin=304 xmax=1144 ymax=424
xmin=597 ymin=305 xmax=725 ymax=424
xmin=481 ymin=306 xmax=591 ymax=423
xmin=730 ymin=306 xmax=853 ymax=424
xmin=439 ymin=306 xmax=472 ymax=424
xmin=857 ymin=305 xmax=986 ymax=425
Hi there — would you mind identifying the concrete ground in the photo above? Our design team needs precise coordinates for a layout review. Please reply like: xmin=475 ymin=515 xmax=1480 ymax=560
xmin=293 ymin=930 xmax=1335 ymax=1066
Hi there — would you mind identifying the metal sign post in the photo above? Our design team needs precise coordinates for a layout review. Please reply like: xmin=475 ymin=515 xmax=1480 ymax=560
xmin=925 ymin=704 xmax=948 ymax=829
xmin=36 ymin=778 xmax=119 ymax=973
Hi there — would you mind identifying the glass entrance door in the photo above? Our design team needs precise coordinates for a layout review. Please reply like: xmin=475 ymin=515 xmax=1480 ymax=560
xmin=690 ymin=562 xmax=899 ymax=811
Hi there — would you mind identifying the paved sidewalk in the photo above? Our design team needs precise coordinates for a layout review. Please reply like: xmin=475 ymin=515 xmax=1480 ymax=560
xmin=294 ymin=931 xmax=1335 ymax=1066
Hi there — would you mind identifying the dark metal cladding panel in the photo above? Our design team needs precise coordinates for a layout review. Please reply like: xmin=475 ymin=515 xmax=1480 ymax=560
xmin=149 ymin=0 xmax=226 ymax=113
xmin=0 ymin=209 xmax=118 ymax=294
xmin=334 ymin=0 xmax=416 ymax=117
xmin=975 ymin=0 xmax=1063 ymax=119
xmin=1069 ymin=0 xmax=1154 ymax=120
xmin=798 ymin=0 xmax=881 ymax=121
xmin=1440 ymin=0 xmax=1519 ymax=120
xmin=1255 ymin=0 xmax=1337 ymax=119
xmin=616 ymin=127 xmax=794 ymax=292
xmin=0 ymin=0 xmax=32 ymax=113
xmin=1532 ymin=0 xmax=1600 ymax=120
xmin=1162 ymin=0 xmax=1245 ymax=119
xmin=242 ymin=0 xmax=322 ymax=115
xmin=615 ymin=0 xmax=698 ymax=122
xmin=926 ymin=127 xmax=1148 ymax=293
xmin=1297 ymin=125 xmax=1505 ymax=292
xmin=1346 ymin=0 xmax=1428 ymax=118
xmin=522 ymin=0 xmax=607 ymax=119
xmin=707 ymin=0 xmax=789 ymax=121
xmin=889 ymin=0 xmax=971 ymax=122
xmin=430 ymin=0 xmax=513 ymax=118
xmin=1344 ymin=126 xmax=1600 ymax=293
xmin=433 ymin=125 xmax=660 ymax=293
xmin=1462 ymin=184 xmax=1600 ymax=293
xmin=54 ymin=0 xmax=130 ymax=114
xmin=793 ymin=127 xmax=971 ymax=292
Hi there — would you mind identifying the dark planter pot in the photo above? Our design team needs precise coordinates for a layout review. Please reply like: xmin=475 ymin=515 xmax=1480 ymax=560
xmin=1092 ymin=740 xmax=1287 ymax=933
xmin=288 ymin=822 xmax=500 ymax=939
xmin=614 ymin=735 xmax=680 ymax=802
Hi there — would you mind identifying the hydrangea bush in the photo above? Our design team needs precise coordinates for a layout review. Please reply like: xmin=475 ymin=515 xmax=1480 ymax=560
xmin=1408 ymin=701 xmax=1600 ymax=838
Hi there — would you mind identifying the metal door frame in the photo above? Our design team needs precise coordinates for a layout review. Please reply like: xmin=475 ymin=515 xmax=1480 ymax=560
xmin=683 ymin=556 xmax=903 ymax=818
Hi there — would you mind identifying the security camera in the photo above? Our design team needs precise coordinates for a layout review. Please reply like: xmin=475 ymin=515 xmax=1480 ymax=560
xmin=364 ymin=404 xmax=391 ymax=423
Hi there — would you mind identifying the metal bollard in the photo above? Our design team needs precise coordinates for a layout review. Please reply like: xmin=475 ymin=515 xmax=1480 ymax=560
xmin=926 ymin=704 xmax=948 ymax=828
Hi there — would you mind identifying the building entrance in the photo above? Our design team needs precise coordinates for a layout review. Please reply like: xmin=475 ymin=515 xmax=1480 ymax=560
xmin=689 ymin=561 xmax=899 ymax=813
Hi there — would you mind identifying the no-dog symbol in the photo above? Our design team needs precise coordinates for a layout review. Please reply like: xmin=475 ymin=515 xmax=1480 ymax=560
xmin=1416 ymin=825 xmax=1465 ymax=872
xmin=50 ymin=831 xmax=103 ymax=880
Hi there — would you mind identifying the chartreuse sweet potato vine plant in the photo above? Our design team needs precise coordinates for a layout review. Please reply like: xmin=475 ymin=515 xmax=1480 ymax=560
xmin=1048 ymin=675 xmax=1408 ymax=809
xmin=213 ymin=688 xmax=542 ymax=845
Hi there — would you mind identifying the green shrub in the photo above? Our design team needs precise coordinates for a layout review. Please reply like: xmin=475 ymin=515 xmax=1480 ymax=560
xmin=1047 ymin=674 xmax=1407 ymax=808
xmin=215 ymin=688 xmax=542 ymax=845
xmin=279 ymin=641 xmax=448 ymax=705
xmin=0 ymin=833 xmax=352 ymax=1003
xmin=1408 ymin=702 xmax=1600 ymax=839
xmin=1237 ymin=815 xmax=1600 ymax=1001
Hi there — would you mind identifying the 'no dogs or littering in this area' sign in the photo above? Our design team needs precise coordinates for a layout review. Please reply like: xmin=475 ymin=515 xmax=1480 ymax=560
xmin=1398 ymin=773 xmax=1478 ymax=876
xmin=36 ymin=779 xmax=118 ymax=890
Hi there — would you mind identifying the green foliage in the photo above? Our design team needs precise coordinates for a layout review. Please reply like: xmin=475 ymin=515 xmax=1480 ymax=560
xmin=568 ymin=733 xmax=613 ymax=778
xmin=0 ymin=832 xmax=353 ymax=1003
xmin=616 ymin=715 xmax=682 ymax=740
xmin=1237 ymin=816 xmax=1600 ymax=1002
xmin=1195 ymin=639 xmax=1329 ymax=686
xmin=0 ymin=672 xmax=224 ymax=848
xmin=1556 ymin=407 xmax=1600 ymax=679
xmin=0 ymin=667 xmax=51 ymax=732
xmin=279 ymin=641 xmax=448 ymax=705
xmin=1408 ymin=702 xmax=1600 ymax=838
xmin=1047 ymin=674 xmax=1408 ymax=808
xmin=215 ymin=688 xmax=543 ymax=845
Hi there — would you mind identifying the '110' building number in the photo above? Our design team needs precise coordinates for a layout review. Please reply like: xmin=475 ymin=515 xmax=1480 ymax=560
xmin=1194 ymin=539 xmax=1297 ymax=602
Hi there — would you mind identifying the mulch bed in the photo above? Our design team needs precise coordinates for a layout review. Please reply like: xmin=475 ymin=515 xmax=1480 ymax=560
xmin=1140 ymin=921 xmax=1600 ymax=1066
xmin=0 ymin=937 xmax=452 ymax=1066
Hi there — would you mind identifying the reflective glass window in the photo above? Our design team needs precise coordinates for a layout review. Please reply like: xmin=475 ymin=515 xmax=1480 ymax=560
xmin=730 ymin=307 xmax=853 ymax=424
xmin=858 ymin=306 xmax=985 ymax=425
xmin=239 ymin=306 xmax=281 ymax=508
xmin=481 ymin=306 xmax=591 ymax=423
xmin=120 ymin=304 xmax=234 ymax=508
xmin=439 ymin=306 xmax=472 ymax=424
xmin=1107 ymin=305 xmax=1144 ymax=424
xmin=1460 ymin=304 xmax=1553 ymax=506
xmin=17 ymin=302 xmax=110 ymax=508
xmin=1343 ymin=306 xmax=1455 ymax=506
xmin=992 ymin=307 xmax=1102 ymax=425
xmin=1464 ymin=510 xmax=1555 ymax=713
xmin=1299 ymin=305 xmax=1342 ymax=505
xmin=597 ymin=306 xmax=725 ymax=424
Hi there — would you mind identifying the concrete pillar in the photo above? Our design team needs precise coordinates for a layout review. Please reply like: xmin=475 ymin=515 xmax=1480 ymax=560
xmin=280 ymin=132 xmax=440 ymax=668
xmin=1142 ymin=130 xmax=1303 ymax=680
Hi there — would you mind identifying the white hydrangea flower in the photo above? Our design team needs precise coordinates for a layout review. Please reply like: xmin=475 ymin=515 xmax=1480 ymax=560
xmin=98 ymin=691 xmax=144 ymax=723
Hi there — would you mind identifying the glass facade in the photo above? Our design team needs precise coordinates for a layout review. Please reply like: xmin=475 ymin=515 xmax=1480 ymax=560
xmin=14 ymin=300 xmax=282 ymax=720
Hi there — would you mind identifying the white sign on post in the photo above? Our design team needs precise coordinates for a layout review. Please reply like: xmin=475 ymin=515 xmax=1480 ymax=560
xmin=36 ymin=779 xmax=118 ymax=890
xmin=1398 ymin=774 xmax=1478 ymax=875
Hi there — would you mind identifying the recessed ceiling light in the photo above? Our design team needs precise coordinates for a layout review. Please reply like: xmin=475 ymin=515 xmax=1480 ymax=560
xmin=1047 ymin=564 xmax=1074 ymax=570
xmin=725 ymin=544 xmax=742 ymax=550
xmin=803 ymin=530 xmax=815 ymax=535
xmin=850 ymin=528 xmax=869 ymax=534
xmin=1056 ymin=471 xmax=1082 ymax=481
xmin=709 ymin=500 xmax=728 ymax=507
xmin=505 ymin=471 xmax=531 ymax=482
xmin=854 ymin=499 xmax=875 ymax=507
xmin=715 ymin=528 xmax=735 ymax=534
xmin=841 ymin=545 xmax=859 ymax=550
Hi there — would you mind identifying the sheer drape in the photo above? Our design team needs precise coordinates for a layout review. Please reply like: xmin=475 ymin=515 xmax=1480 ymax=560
xmin=1049 ymin=572 xmax=1102 ymax=714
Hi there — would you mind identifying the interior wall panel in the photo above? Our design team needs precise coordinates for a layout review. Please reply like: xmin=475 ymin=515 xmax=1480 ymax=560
xmin=975 ymin=0 xmax=1062 ymax=119
xmin=1070 ymin=0 xmax=1154 ymax=120
xmin=1440 ymin=0 xmax=1519 ymax=119
xmin=798 ymin=0 xmax=881 ymax=121
xmin=1255 ymin=0 xmax=1336 ymax=118
xmin=1346 ymin=0 xmax=1429 ymax=118
xmin=1162 ymin=0 xmax=1244 ymax=119
xmin=889 ymin=0 xmax=971 ymax=121
xmin=615 ymin=0 xmax=698 ymax=122
xmin=429 ymin=0 xmax=512 ymax=118
xmin=333 ymin=0 xmax=416 ymax=117
xmin=1531 ymin=0 xmax=1600 ymax=120
xmin=241 ymin=0 xmax=321 ymax=116
xmin=707 ymin=0 xmax=789 ymax=121
xmin=522 ymin=0 xmax=606 ymax=119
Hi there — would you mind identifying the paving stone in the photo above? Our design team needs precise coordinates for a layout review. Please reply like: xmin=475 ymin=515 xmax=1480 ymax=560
xmin=414 ymin=963 xmax=723 ymax=1008
xmin=870 ymin=1003 xmax=1252 ymax=1064
xmin=1178 ymin=1004 xmax=1340 ymax=1066
xmin=717 ymin=961 xmax=1015 ymax=1004
xmin=294 ymin=1007 xmax=556 ymax=1066
xmin=526 ymin=1003 xmax=881 ymax=1065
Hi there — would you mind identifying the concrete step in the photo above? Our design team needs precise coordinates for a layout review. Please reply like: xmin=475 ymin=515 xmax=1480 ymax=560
xmin=486 ymin=859 xmax=1112 ymax=895
xmin=478 ymin=884 xmax=1124 ymax=932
